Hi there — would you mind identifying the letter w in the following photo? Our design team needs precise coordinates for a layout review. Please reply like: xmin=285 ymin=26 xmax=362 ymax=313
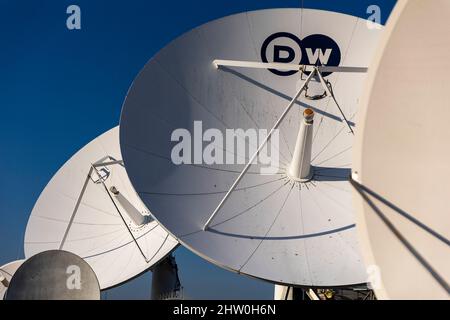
xmin=305 ymin=48 xmax=332 ymax=65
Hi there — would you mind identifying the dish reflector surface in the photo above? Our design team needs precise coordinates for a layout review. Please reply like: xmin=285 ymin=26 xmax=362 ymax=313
xmin=120 ymin=9 xmax=383 ymax=286
xmin=0 ymin=260 xmax=24 ymax=300
xmin=353 ymin=0 xmax=450 ymax=299
xmin=5 ymin=250 xmax=100 ymax=300
xmin=24 ymin=127 xmax=178 ymax=289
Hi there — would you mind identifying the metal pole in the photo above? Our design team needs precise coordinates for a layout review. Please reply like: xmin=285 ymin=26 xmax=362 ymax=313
xmin=203 ymin=69 xmax=317 ymax=230
xmin=213 ymin=59 xmax=367 ymax=73
xmin=59 ymin=167 xmax=94 ymax=249
xmin=316 ymin=69 xmax=354 ymax=134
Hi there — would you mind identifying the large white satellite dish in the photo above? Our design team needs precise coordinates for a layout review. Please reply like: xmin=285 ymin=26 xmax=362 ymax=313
xmin=0 ymin=260 xmax=24 ymax=300
xmin=120 ymin=8 xmax=383 ymax=286
xmin=24 ymin=127 xmax=178 ymax=289
xmin=352 ymin=0 xmax=450 ymax=299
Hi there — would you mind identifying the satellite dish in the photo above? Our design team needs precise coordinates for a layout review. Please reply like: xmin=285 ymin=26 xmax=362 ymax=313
xmin=120 ymin=9 xmax=383 ymax=286
xmin=5 ymin=250 xmax=100 ymax=300
xmin=0 ymin=260 xmax=24 ymax=300
xmin=25 ymin=127 xmax=178 ymax=289
xmin=352 ymin=0 xmax=450 ymax=299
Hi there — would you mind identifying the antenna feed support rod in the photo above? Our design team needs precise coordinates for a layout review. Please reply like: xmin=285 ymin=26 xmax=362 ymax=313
xmin=202 ymin=69 xmax=318 ymax=231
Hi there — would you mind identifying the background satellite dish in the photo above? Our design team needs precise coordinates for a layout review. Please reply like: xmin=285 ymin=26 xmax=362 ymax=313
xmin=0 ymin=260 xmax=24 ymax=300
xmin=352 ymin=0 xmax=450 ymax=299
xmin=5 ymin=250 xmax=100 ymax=300
xmin=120 ymin=9 xmax=383 ymax=286
xmin=25 ymin=127 xmax=178 ymax=289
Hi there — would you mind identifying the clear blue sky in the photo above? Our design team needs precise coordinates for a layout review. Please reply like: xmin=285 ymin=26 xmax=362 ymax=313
xmin=0 ymin=0 xmax=396 ymax=299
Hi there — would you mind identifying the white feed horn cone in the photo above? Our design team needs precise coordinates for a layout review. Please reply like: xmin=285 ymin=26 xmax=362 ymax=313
xmin=287 ymin=108 xmax=314 ymax=182
xmin=109 ymin=186 xmax=149 ymax=226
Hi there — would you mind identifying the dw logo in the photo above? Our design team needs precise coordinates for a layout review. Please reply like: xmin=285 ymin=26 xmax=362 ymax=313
xmin=260 ymin=32 xmax=341 ymax=76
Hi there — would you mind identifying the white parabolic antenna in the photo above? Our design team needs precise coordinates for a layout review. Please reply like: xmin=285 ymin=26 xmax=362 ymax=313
xmin=352 ymin=0 xmax=450 ymax=299
xmin=0 ymin=260 xmax=24 ymax=300
xmin=120 ymin=8 xmax=383 ymax=286
xmin=24 ymin=127 xmax=178 ymax=289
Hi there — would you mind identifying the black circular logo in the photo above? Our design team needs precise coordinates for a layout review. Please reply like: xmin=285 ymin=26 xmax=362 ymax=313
xmin=261 ymin=32 xmax=341 ymax=77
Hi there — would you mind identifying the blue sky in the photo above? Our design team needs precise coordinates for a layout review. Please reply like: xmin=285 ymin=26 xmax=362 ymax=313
xmin=0 ymin=0 xmax=396 ymax=299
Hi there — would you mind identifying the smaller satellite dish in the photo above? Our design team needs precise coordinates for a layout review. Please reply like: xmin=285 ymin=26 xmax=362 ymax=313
xmin=25 ymin=127 xmax=178 ymax=289
xmin=5 ymin=250 xmax=100 ymax=300
xmin=0 ymin=260 xmax=24 ymax=300
xmin=353 ymin=0 xmax=450 ymax=299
